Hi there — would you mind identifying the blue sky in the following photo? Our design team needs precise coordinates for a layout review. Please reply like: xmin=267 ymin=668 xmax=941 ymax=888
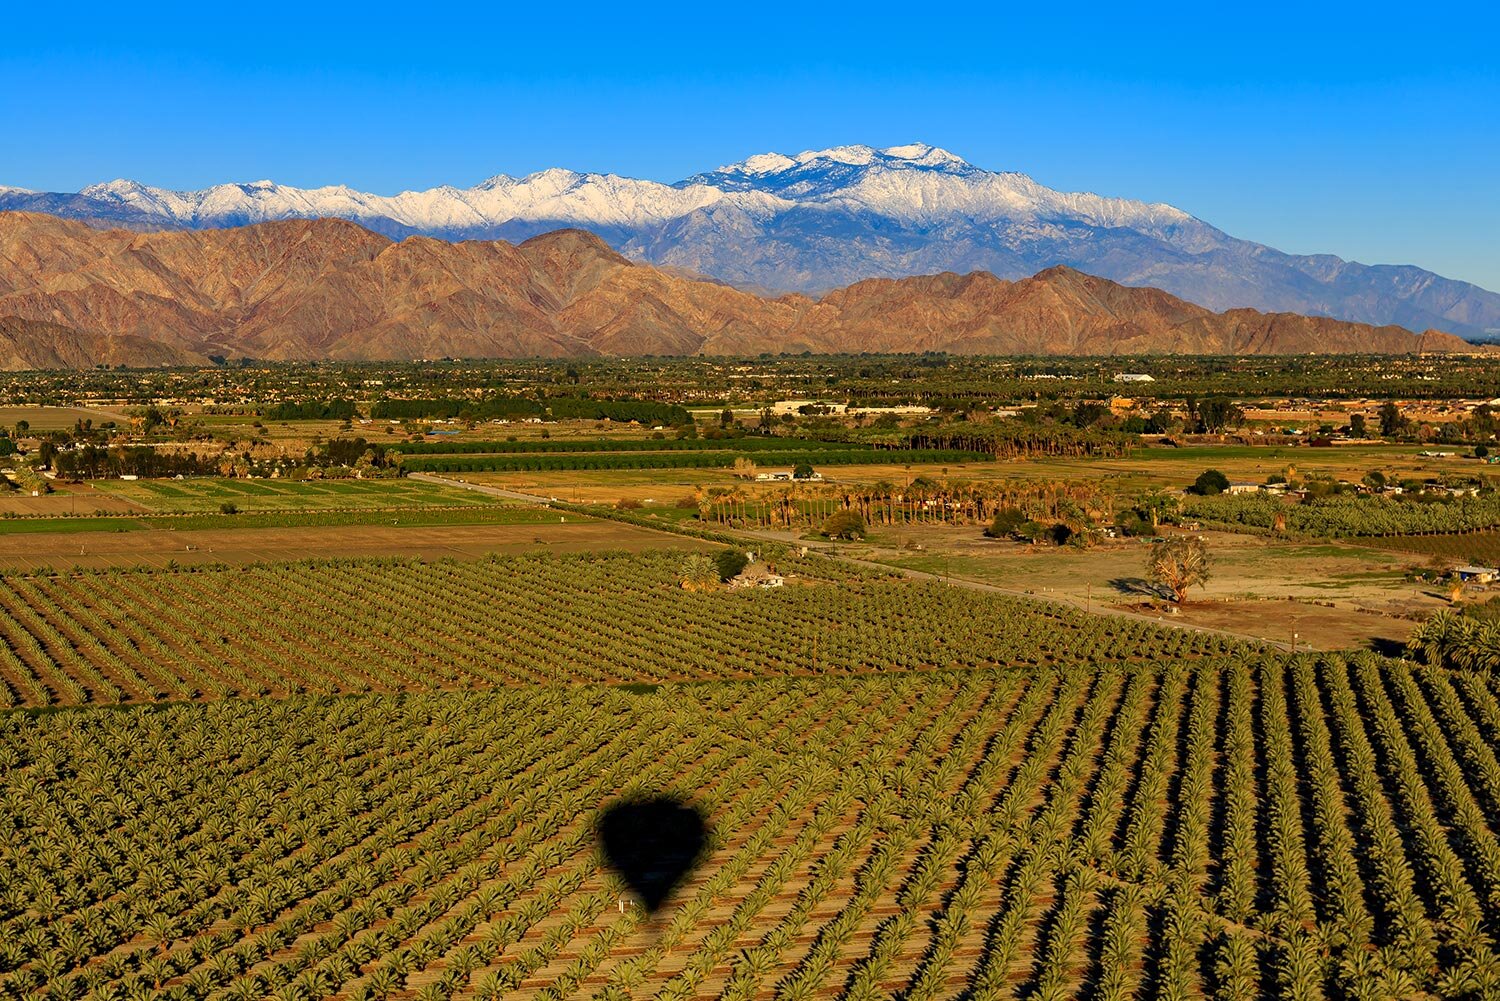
xmin=3 ymin=2 xmax=1497 ymax=289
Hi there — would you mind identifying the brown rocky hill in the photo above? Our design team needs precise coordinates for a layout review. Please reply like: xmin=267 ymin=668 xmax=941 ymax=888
xmin=0 ymin=211 xmax=1466 ymax=368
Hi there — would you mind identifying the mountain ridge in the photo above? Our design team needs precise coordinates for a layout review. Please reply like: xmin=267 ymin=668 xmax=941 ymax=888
xmin=5 ymin=143 xmax=1495 ymax=340
xmin=0 ymin=210 xmax=1466 ymax=369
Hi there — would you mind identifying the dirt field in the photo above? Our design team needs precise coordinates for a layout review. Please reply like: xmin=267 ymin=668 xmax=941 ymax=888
xmin=0 ymin=404 xmax=133 ymax=430
xmin=462 ymin=461 xmax=993 ymax=504
xmin=842 ymin=525 xmax=1438 ymax=651
xmin=1110 ymin=596 xmax=1414 ymax=651
xmin=0 ymin=518 xmax=711 ymax=570
xmin=460 ymin=442 xmax=1487 ymax=506
xmin=0 ymin=481 xmax=147 ymax=516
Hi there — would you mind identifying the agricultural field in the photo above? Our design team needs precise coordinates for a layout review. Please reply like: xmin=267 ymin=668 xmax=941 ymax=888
xmin=1367 ymin=529 xmax=1500 ymax=565
xmin=0 ymin=404 xmax=132 ymax=431
xmin=6 ymin=655 xmax=1500 ymax=999
xmin=0 ymin=485 xmax=145 ymax=518
xmin=459 ymin=462 xmax=996 ymax=507
xmin=0 ymin=551 xmax=1239 ymax=707
xmin=0 ymin=516 xmax=690 ymax=572
xmin=0 ymin=506 xmax=564 ymax=538
xmin=449 ymin=441 xmax=1486 ymax=516
xmin=989 ymin=443 xmax=1489 ymax=493
xmin=92 ymin=477 xmax=506 ymax=513
xmin=730 ymin=520 xmax=1438 ymax=651
xmin=9 ymin=359 xmax=1500 ymax=1000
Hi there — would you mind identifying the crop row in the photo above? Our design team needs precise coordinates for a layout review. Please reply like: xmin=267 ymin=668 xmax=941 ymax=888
xmin=0 ymin=551 xmax=1244 ymax=709
xmin=1182 ymin=492 xmax=1500 ymax=538
xmin=4 ymin=654 xmax=1500 ymax=998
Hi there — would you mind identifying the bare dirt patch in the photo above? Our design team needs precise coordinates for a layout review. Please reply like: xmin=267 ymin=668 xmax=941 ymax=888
xmin=0 ymin=404 xmax=133 ymax=430
xmin=844 ymin=523 xmax=1439 ymax=651
xmin=1113 ymin=597 xmax=1415 ymax=651
xmin=0 ymin=481 xmax=147 ymax=516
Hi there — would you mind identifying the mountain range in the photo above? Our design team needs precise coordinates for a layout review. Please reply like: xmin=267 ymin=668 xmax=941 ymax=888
xmin=3 ymin=143 xmax=1497 ymax=340
xmin=0 ymin=210 xmax=1463 ymax=369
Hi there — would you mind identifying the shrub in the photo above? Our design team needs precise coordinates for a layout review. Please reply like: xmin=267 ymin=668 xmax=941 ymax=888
xmin=1190 ymin=469 xmax=1230 ymax=496
xmin=984 ymin=507 xmax=1027 ymax=539
xmin=821 ymin=510 xmax=867 ymax=541
xmin=714 ymin=549 xmax=749 ymax=581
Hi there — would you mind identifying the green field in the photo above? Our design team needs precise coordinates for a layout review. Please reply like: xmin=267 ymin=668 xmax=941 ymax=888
xmin=0 ymin=551 xmax=1241 ymax=707
xmin=93 ymin=477 xmax=506 ymax=513
xmin=9 ymin=355 xmax=1500 ymax=1001
xmin=0 ymin=506 xmax=562 ymax=536
xmin=5 ymin=636 xmax=1500 ymax=998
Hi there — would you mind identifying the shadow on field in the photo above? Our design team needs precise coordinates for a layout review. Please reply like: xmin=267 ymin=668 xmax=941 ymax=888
xmin=1108 ymin=576 xmax=1169 ymax=600
xmin=596 ymin=795 xmax=709 ymax=914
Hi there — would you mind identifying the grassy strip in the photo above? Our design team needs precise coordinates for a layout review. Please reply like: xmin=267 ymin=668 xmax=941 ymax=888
xmin=393 ymin=436 xmax=851 ymax=455
xmin=0 ymin=506 xmax=564 ymax=536
xmin=0 ymin=517 xmax=145 ymax=535
xmin=93 ymin=477 xmax=507 ymax=512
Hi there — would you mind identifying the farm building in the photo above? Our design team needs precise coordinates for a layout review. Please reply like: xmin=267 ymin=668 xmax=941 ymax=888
xmin=729 ymin=563 xmax=786 ymax=589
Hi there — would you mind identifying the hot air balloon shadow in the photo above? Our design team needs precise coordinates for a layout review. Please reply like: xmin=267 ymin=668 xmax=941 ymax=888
xmin=596 ymin=795 xmax=709 ymax=915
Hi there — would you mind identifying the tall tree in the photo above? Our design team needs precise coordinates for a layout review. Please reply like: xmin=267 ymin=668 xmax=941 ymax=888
xmin=1148 ymin=536 xmax=1211 ymax=604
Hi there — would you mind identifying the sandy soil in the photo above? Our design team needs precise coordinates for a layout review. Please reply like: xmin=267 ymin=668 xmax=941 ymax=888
xmin=0 ymin=481 xmax=147 ymax=516
xmin=847 ymin=524 xmax=1440 ymax=651
xmin=1112 ymin=598 xmax=1414 ymax=652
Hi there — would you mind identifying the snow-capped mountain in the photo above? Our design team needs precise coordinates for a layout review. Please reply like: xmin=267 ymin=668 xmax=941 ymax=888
xmin=4 ymin=143 xmax=1497 ymax=339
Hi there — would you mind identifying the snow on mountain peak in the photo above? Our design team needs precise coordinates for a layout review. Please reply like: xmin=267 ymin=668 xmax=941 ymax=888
xmin=882 ymin=143 xmax=969 ymax=168
xmin=793 ymin=144 xmax=880 ymax=167
xmin=46 ymin=144 xmax=1193 ymax=246
xmin=82 ymin=179 xmax=153 ymax=198
xmin=719 ymin=152 xmax=797 ymax=176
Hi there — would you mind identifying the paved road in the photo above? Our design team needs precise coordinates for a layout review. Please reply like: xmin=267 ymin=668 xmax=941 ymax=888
xmin=409 ymin=472 xmax=1290 ymax=651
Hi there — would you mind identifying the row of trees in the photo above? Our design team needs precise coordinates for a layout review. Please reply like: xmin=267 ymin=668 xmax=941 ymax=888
xmin=0 ymin=550 xmax=1247 ymax=709
xmin=367 ymin=396 xmax=692 ymax=426
xmin=700 ymin=478 xmax=1118 ymax=534
xmin=394 ymin=436 xmax=843 ymax=456
xmin=1182 ymin=491 xmax=1500 ymax=538
xmin=8 ymin=646 xmax=1500 ymax=997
